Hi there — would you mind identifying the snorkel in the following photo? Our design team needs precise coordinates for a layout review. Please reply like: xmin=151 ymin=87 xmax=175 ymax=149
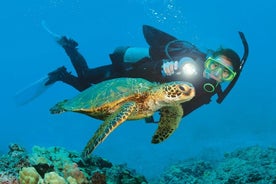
xmin=216 ymin=32 xmax=249 ymax=103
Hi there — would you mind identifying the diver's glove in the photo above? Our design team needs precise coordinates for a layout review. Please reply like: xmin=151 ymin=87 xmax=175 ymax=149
xmin=161 ymin=57 xmax=195 ymax=76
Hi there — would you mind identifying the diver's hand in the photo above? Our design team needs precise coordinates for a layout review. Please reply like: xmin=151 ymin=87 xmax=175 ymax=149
xmin=161 ymin=57 xmax=195 ymax=77
xmin=161 ymin=60 xmax=179 ymax=76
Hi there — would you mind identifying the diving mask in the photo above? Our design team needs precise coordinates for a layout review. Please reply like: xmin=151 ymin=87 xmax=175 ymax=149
xmin=204 ymin=57 xmax=236 ymax=82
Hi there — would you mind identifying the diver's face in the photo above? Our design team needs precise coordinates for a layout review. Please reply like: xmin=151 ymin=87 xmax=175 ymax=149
xmin=203 ymin=56 xmax=236 ymax=83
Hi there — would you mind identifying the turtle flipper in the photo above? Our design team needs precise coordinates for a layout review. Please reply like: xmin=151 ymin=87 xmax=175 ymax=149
xmin=151 ymin=105 xmax=183 ymax=144
xmin=82 ymin=101 xmax=136 ymax=157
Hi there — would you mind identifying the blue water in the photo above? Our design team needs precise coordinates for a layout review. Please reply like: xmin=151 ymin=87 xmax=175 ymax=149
xmin=1 ymin=0 xmax=276 ymax=179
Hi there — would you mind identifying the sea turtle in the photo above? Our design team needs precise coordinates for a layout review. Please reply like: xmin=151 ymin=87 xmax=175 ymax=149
xmin=50 ymin=77 xmax=195 ymax=157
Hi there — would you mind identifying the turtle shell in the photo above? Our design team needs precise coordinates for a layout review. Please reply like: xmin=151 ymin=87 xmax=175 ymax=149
xmin=62 ymin=78 xmax=155 ymax=111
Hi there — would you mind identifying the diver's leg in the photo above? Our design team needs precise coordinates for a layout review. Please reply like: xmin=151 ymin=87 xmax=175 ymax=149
xmin=81 ymin=64 xmax=120 ymax=84
xmin=57 ymin=36 xmax=89 ymax=78
xmin=46 ymin=66 xmax=90 ymax=91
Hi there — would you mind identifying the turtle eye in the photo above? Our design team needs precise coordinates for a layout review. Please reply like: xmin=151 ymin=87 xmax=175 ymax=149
xmin=179 ymin=85 xmax=186 ymax=91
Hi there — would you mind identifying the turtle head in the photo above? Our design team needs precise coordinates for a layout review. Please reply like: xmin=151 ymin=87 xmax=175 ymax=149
xmin=159 ymin=81 xmax=195 ymax=104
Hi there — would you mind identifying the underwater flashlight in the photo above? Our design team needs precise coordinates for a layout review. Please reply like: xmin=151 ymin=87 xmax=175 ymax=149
xmin=181 ymin=62 xmax=197 ymax=76
xmin=177 ymin=58 xmax=198 ymax=78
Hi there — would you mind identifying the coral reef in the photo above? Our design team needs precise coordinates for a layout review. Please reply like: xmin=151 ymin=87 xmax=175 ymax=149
xmin=154 ymin=145 xmax=276 ymax=184
xmin=0 ymin=144 xmax=147 ymax=184
xmin=0 ymin=143 xmax=29 ymax=184
xmin=2 ymin=144 xmax=276 ymax=183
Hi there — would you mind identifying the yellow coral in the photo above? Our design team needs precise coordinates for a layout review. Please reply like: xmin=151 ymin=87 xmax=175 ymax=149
xmin=44 ymin=172 xmax=66 ymax=184
xmin=19 ymin=167 xmax=40 ymax=184
xmin=67 ymin=176 xmax=78 ymax=184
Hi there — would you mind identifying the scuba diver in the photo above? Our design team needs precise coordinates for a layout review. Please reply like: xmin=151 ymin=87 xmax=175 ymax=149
xmin=16 ymin=25 xmax=249 ymax=123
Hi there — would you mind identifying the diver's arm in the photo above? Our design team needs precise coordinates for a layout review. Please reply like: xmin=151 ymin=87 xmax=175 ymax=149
xmin=125 ymin=57 xmax=168 ymax=82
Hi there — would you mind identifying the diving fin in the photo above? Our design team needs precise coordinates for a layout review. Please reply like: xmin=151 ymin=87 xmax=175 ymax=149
xmin=143 ymin=25 xmax=177 ymax=46
xmin=14 ymin=76 xmax=53 ymax=106
xmin=142 ymin=25 xmax=177 ymax=61
xmin=14 ymin=22 xmax=61 ymax=106
xmin=41 ymin=20 xmax=62 ymax=42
